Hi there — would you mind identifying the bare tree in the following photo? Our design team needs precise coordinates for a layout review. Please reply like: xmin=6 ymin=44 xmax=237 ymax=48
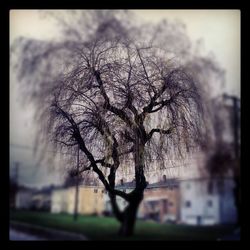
xmin=11 ymin=10 xmax=222 ymax=236
xmin=45 ymin=38 xmax=206 ymax=235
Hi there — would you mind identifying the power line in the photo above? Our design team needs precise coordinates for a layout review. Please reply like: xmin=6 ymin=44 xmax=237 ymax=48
xmin=15 ymin=162 xmax=19 ymax=186
xmin=10 ymin=143 xmax=78 ymax=157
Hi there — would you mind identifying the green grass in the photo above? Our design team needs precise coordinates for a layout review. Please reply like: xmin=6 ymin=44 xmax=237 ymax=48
xmin=10 ymin=210 xmax=236 ymax=240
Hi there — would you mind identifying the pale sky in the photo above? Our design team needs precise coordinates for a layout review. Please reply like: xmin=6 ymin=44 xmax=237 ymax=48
xmin=9 ymin=10 xmax=241 ymax=187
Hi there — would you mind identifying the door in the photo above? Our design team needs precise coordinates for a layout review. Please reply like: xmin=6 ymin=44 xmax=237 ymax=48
xmin=197 ymin=216 xmax=202 ymax=225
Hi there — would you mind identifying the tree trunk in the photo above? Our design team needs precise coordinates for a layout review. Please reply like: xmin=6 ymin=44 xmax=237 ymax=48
xmin=117 ymin=130 xmax=147 ymax=237
xmin=118 ymin=198 xmax=141 ymax=237
xmin=109 ymin=193 xmax=124 ymax=223
xmin=118 ymin=128 xmax=147 ymax=237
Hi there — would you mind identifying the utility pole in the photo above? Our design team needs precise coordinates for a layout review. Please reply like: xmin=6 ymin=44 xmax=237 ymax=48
xmin=15 ymin=162 xmax=19 ymax=187
xmin=223 ymin=93 xmax=240 ymax=225
xmin=73 ymin=145 xmax=80 ymax=221
xmin=14 ymin=162 xmax=19 ymax=209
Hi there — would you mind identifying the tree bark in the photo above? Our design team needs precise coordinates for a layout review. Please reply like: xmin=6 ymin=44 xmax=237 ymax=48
xmin=117 ymin=130 xmax=147 ymax=237
xmin=109 ymin=193 xmax=124 ymax=223
xmin=118 ymin=192 xmax=143 ymax=237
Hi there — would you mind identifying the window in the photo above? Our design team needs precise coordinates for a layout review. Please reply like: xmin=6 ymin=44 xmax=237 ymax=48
xmin=217 ymin=180 xmax=224 ymax=194
xmin=169 ymin=202 xmax=174 ymax=207
xmin=208 ymin=181 xmax=214 ymax=194
xmin=162 ymin=199 xmax=168 ymax=213
xmin=186 ymin=183 xmax=191 ymax=189
xmin=207 ymin=200 xmax=213 ymax=207
xmin=163 ymin=175 xmax=167 ymax=182
xmin=94 ymin=189 xmax=98 ymax=193
xmin=148 ymin=200 xmax=158 ymax=210
xmin=185 ymin=201 xmax=191 ymax=208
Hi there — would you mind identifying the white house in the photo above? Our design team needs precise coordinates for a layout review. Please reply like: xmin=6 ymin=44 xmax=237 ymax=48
xmin=180 ymin=177 xmax=237 ymax=225
xmin=51 ymin=188 xmax=68 ymax=213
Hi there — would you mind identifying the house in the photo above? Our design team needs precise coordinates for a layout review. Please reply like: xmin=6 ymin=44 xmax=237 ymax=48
xmin=103 ymin=174 xmax=237 ymax=226
xmin=51 ymin=185 xmax=105 ymax=215
xmin=15 ymin=185 xmax=54 ymax=211
xmin=141 ymin=177 xmax=179 ymax=223
xmin=103 ymin=177 xmax=180 ymax=223
xmin=51 ymin=187 xmax=68 ymax=213
xmin=180 ymin=177 xmax=237 ymax=225
xmin=76 ymin=186 xmax=105 ymax=215
xmin=31 ymin=186 xmax=53 ymax=211
xmin=15 ymin=186 xmax=34 ymax=209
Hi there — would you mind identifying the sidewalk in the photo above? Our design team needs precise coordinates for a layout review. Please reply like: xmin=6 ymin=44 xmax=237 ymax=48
xmin=10 ymin=228 xmax=47 ymax=240
xmin=10 ymin=221 xmax=88 ymax=241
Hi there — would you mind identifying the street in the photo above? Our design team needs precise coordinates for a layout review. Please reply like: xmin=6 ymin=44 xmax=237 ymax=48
xmin=10 ymin=228 xmax=47 ymax=241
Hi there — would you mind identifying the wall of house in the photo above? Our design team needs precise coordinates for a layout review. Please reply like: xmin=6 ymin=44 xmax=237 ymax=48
xmin=139 ymin=187 xmax=180 ymax=222
xmin=219 ymin=179 xmax=237 ymax=224
xmin=51 ymin=186 xmax=105 ymax=215
xmin=64 ymin=188 xmax=76 ymax=214
xmin=180 ymin=179 xmax=221 ymax=225
xmin=78 ymin=187 xmax=105 ymax=215
xmin=51 ymin=189 xmax=68 ymax=213
xmin=103 ymin=186 xmax=179 ymax=222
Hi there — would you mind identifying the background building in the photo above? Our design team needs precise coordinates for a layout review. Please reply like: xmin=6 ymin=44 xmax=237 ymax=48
xmin=15 ymin=186 xmax=34 ymax=210
xmin=31 ymin=186 xmax=53 ymax=211
xmin=51 ymin=185 xmax=105 ymax=215
xmin=104 ymin=177 xmax=180 ymax=223
xmin=141 ymin=177 xmax=179 ymax=223
xmin=180 ymin=177 xmax=237 ymax=225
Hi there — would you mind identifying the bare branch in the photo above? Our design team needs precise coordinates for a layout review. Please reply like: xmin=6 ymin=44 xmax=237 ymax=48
xmin=94 ymin=70 xmax=134 ymax=127
xmin=147 ymin=128 xmax=172 ymax=141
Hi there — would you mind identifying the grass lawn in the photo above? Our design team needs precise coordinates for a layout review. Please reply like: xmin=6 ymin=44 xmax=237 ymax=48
xmin=10 ymin=210 xmax=236 ymax=240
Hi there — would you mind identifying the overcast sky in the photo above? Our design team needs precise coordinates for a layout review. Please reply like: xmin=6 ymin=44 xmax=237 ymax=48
xmin=10 ymin=10 xmax=240 ymax=188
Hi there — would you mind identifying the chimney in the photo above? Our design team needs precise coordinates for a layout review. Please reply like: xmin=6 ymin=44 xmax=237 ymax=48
xmin=163 ymin=175 xmax=167 ymax=182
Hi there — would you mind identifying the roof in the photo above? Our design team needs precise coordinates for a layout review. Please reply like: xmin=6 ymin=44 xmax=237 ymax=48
xmin=147 ymin=179 xmax=179 ymax=189
xmin=178 ymin=176 xmax=235 ymax=182
xmin=33 ymin=189 xmax=52 ymax=195
xmin=52 ymin=184 xmax=104 ymax=192
xmin=116 ymin=179 xmax=179 ymax=190
xmin=116 ymin=181 xmax=135 ymax=189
